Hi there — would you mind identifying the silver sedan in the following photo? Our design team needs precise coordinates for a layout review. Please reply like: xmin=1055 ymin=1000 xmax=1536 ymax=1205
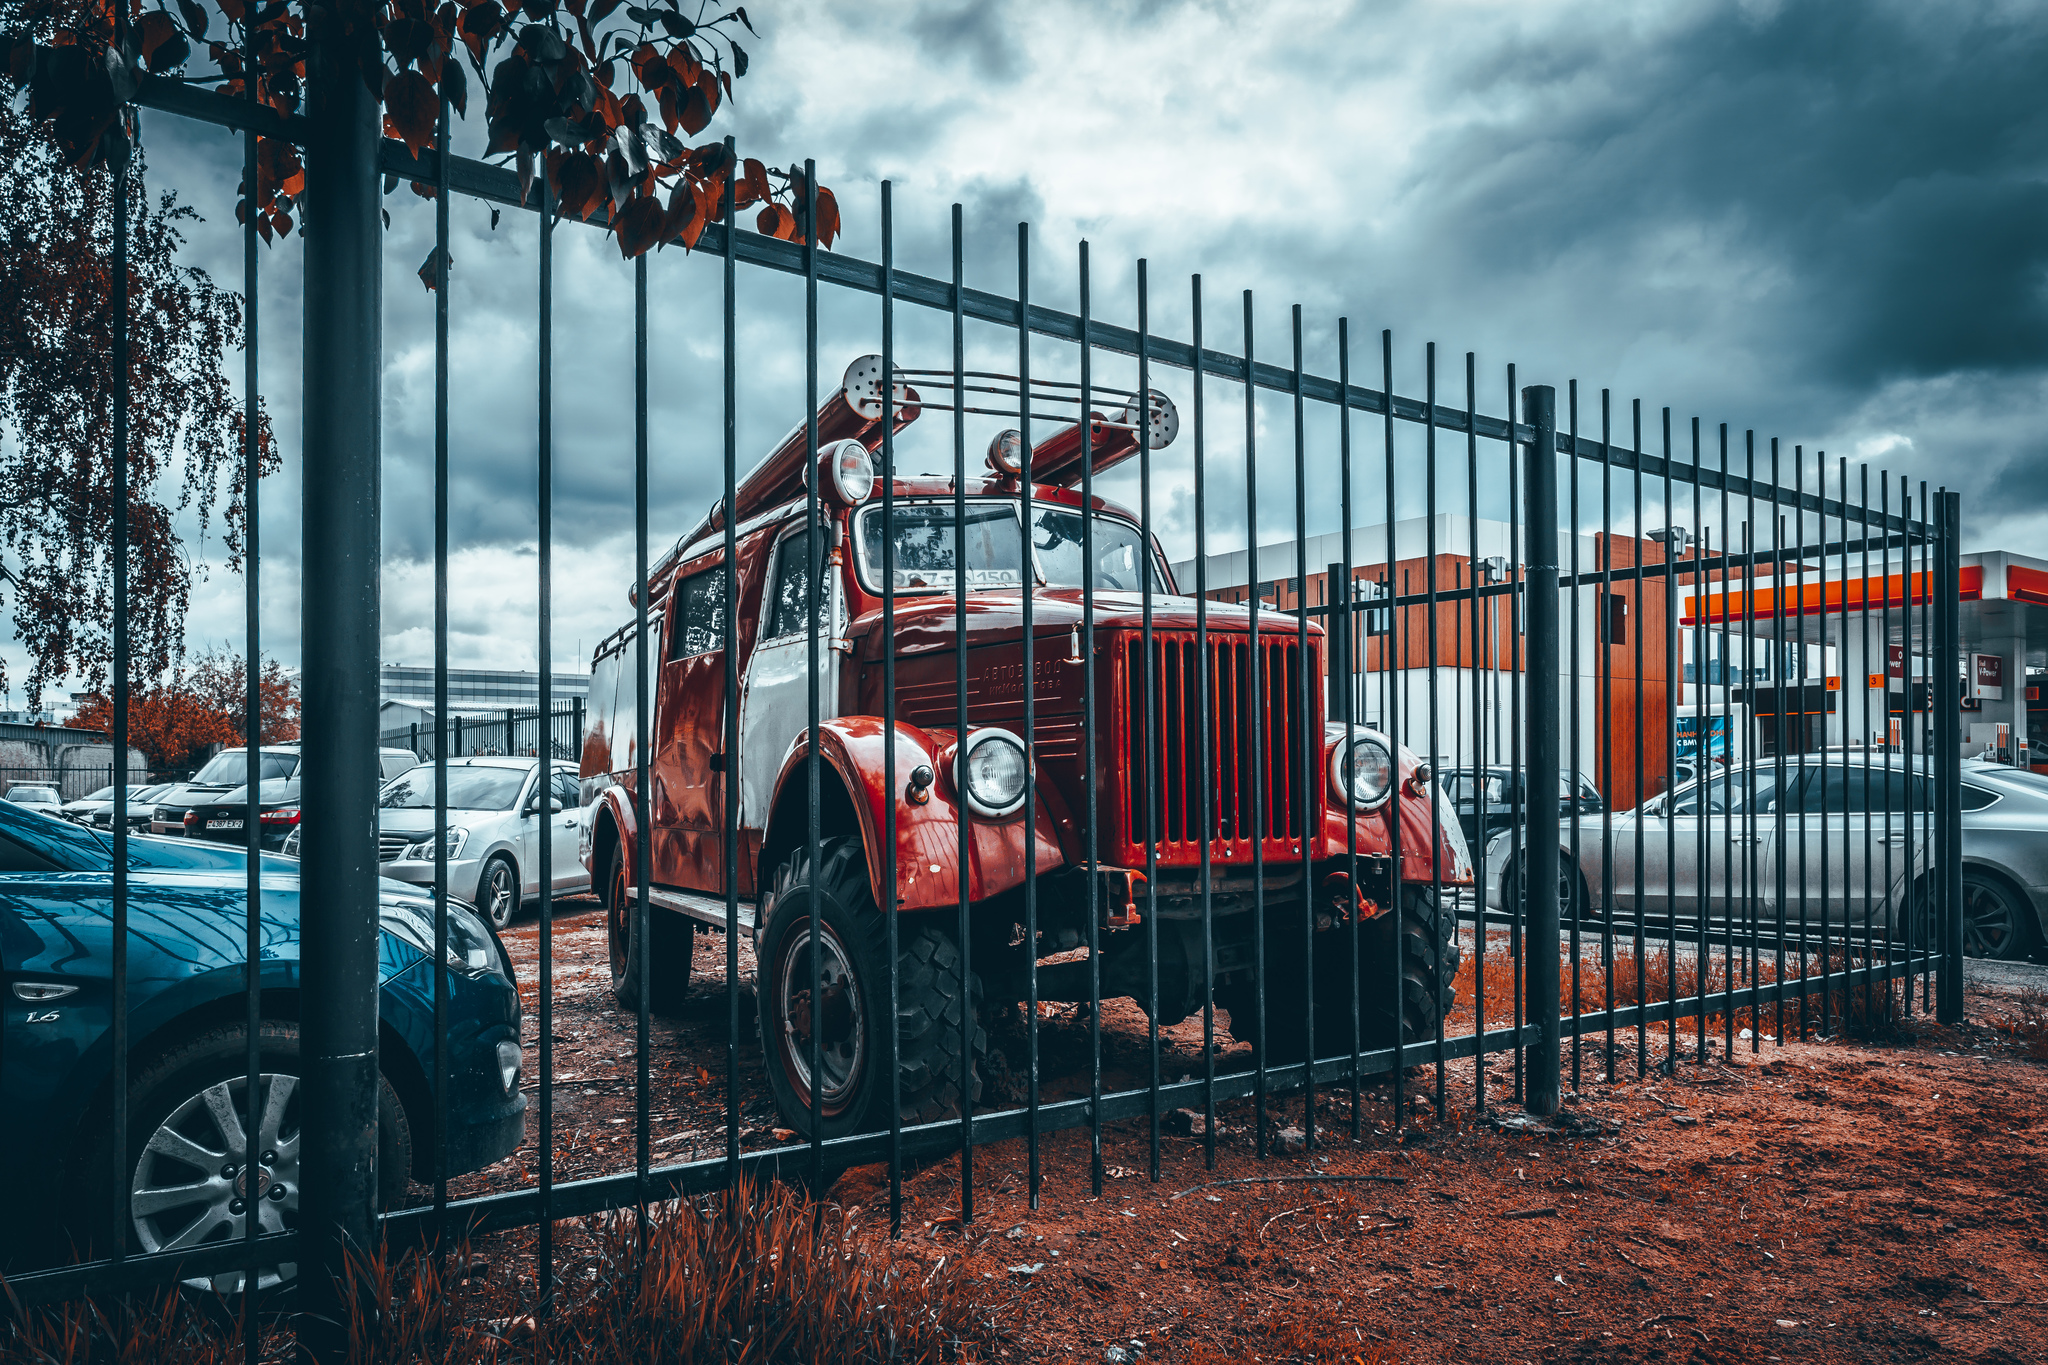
xmin=1483 ymin=754 xmax=2048 ymax=960
xmin=375 ymin=757 xmax=589 ymax=929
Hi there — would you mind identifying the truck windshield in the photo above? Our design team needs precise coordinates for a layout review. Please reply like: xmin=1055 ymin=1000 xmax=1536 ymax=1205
xmin=855 ymin=499 xmax=1158 ymax=594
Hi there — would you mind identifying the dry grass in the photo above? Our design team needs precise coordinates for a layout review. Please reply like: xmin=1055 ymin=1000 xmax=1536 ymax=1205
xmin=2 ymin=1180 xmax=1005 ymax=1365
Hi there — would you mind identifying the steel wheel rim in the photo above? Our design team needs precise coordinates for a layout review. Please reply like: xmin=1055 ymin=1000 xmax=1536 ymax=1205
xmin=777 ymin=922 xmax=866 ymax=1113
xmin=1962 ymin=880 xmax=2017 ymax=959
xmin=608 ymin=860 xmax=632 ymax=970
xmin=131 ymin=1071 xmax=299 ymax=1293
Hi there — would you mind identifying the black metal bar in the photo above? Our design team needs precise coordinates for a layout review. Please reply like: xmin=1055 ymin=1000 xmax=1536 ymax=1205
xmin=1598 ymin=390 xmax=1615 ymax=1083
xmin=297 ymin=5 xmax=384 ymax=1340
xmin=1080 ymin=241 xmax=1103 ymax=1199
xmin=430 ymin=75 xmax=453 ymax=1265
xmin=633 ymin=248 xmax=652 ymax=1226
xmin=1632 ymin=400 xmax=1646 ymax=1077
xmin=1139 ymin=261 xmax=1162 ymax=1182
xmin=805 ymin=161 xmax=826 ymax=1197
xmin=1857 ymin=462 xmax=1873 ymax=1025
xmin=721 ymin=144 xmax=741 ymax=1180
xmin=1794 ymin=447 xmax=1810 ymax=1039
xmin=1694 ymin=423 xmax=1709 ymax=1060
xmin=1520 ymin=383 xmax=1562 ymax=1118
xmin=1422 ymin=341 xmax=1445 ymax=1120
xmin=240 ymin=19 xmax=264 ymax=1312
xmin=1770 ymin=443 xmax=1787 ymax=1046
xmin=1382 ymin=332 xmax=1402 ymax=1129
xmin=1248 ymin=295 xmax=1268 ymax=1155
xmin=950 ymin=202 xmax=973 ymax=1221
xmin=1880 ymin=472 xmax=1896 ymax=1023
xmin=1566 ymin=380 xmax=1580 ymax=1093
xmin=1291 ymin=307 xmax=1314 ymax=1151
xmin=1938 ymin=487 xmax=1963 ymax=1021
xmin=1468 ymin=353 xmax=1488 ymax=1113
xmin=1194 ymin=276 xmax=1218 ymax=1168
xmin=1342 ymin=328 xmax=1361 ymax=1135
xmin=1506 ymin=368 xmax=1523 ymax=1104
xmin=881 ymin=181 xmax=902 ymax=1234
xmin=1663 ymin=408 xmax=1680 ymax=1065
xmin=1019 ymin=222 xmax=1041 ymax=1206
xmin=109 ymin=10 xmax=132 ymax=1277
xmin=535 ymin=167 xmax=556 ymax=1316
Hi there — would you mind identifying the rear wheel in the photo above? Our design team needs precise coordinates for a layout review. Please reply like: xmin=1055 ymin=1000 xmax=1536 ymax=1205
xmin=606 ymin=845 xmax=694 ymax=1015
xmin=1961 ymin=871 xmax=2038 ymax=961
xmin=757 ymin=837 xmax=984 ymax=1141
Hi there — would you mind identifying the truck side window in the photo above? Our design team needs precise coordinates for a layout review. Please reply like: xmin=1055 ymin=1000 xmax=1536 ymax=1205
xmin=669 ymin=564 xmax=729 ymax=659
xmin=768 ymin=528 xmax=820 ymax=640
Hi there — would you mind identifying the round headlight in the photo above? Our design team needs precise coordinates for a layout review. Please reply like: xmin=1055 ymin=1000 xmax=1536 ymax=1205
xmin=987 ymin=428 xmax=1024 ymax=475
xmin=818 ymin=438 xmax=875 ymax=506
xmin=958 ymin=729 xmax=1030 ymax=818
xmin=1331 ymin=730 xmax=1394 ymax=810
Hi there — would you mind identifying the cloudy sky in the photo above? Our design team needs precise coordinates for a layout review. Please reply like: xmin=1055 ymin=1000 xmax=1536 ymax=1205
xmin=10 ymin=0 xmax=2045 ymax=700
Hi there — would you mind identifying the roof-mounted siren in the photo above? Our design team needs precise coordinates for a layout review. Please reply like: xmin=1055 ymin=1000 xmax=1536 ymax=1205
xmin=842 ymin=354 xmax=923 ymax=432
xmin=1027 ymin=388 xmax=1179 ymax=487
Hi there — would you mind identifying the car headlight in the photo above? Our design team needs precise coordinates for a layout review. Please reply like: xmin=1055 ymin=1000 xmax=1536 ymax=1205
xmin=378 ymin=891 xmax=508 ymax=978
xmin=957 ymin=728 xmax=1029 ymax=818
xmin=1329 ymin=727 xmax=1394 ymax=810
xmin=495 ymin=1039 xmax=523 ymax=1096
xmin=402 ymin=827 xmax=468 ymax=861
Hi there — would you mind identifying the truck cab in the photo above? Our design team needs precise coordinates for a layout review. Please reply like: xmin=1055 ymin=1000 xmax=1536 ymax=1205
xmin=582 ymin=357 xmax=1472 ymax=1140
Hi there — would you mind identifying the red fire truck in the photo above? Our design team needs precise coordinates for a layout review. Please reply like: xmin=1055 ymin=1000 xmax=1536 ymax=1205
xmin=580 ymin=357 xmax=1472 ymax=1140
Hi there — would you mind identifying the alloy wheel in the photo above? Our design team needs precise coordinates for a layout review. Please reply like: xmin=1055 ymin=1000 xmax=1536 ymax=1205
xmin=1962 ymin=878 xmax=2024 ymax=960
xmin=130 ymin=1072 xmax=299 ymax=1293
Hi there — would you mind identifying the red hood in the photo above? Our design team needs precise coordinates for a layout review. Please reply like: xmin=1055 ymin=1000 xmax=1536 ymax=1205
xmin=849 ymin=590 xmax=1324 ymax=657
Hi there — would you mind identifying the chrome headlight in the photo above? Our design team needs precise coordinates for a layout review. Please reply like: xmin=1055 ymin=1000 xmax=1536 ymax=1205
xmin=958 ymin=728 xmax=1030 ymax=818
xmin=1329 ymin=728 xmax=1394 ymax=810
xmin=402 ymin=827 xmax=468 ymax=862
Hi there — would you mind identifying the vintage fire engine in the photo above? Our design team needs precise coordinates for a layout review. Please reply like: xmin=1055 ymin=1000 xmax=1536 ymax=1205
xmin=580 ymin=357 xmax=1472 ymax=1140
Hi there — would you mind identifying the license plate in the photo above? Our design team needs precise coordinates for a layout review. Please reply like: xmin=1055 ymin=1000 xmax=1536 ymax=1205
xmin=206 ymin=818 xmax=244 ymax=831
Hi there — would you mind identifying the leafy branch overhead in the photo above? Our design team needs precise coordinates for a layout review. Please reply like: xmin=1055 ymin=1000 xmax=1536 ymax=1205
xmin=6 ymin=0 xmax=839 ymax=269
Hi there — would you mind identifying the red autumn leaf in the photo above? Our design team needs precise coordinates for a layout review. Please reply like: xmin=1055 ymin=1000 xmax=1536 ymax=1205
xmin=813 ymin=185 xmax=840 ymax=248
xmin=697 ymin=67 xmax=720 ymax=118
xmin=757 ymin=202 xmax=793 ymax=240
xmin=383 ymin=70 xmax=437 ymax=158
xmin=418 ymin=245 xmax=451 ymax=291
xmin=662 ymin=176 xmax=702 ymax=245
xmin=614 ymin=194 xmax=664 ymax=258
xmin=553 ymin=150 xmax=605 ymax=221
xmin=678 ymin=85 xmax=711 ymax=136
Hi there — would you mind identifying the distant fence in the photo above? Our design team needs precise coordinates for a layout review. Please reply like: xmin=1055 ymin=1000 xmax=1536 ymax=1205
xmin=381 ymin=700 xmax=584 ymax=763
xmin=0 ymin=721 xmax=150 ymax=801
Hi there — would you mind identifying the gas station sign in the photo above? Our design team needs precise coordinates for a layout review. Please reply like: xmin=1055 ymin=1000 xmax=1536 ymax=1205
xmin=1971 ymin=652 xmax=2005 ymax=701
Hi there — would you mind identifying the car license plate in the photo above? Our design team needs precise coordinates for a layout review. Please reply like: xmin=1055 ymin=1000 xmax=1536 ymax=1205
xmin=206 ymin=818 xmax=244 ymax=831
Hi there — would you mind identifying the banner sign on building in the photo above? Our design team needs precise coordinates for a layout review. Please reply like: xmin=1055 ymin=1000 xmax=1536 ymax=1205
xmin=1676 ymin=712 xmax=1735 ymax=761
xmin=1971 ymin=652 xmax=2005 ymax=701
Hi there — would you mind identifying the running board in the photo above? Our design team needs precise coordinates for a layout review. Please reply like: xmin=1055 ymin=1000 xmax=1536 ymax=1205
xmin=626 ymin=885 xmax=758 ymax=936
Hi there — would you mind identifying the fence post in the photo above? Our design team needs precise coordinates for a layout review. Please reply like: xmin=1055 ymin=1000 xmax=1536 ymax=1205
xmin=508 ymin=706 xmax=516 ymax=756
xmin=410 ymin=720 xmax=419 ymax=759
xmin=1936 ymin=489 xmax=1964 ymax=1022
xmin=1520 ymin=384 xmax=1562 ymax=1116
xmin=298 ymin=6 xmax=384 ymax=1355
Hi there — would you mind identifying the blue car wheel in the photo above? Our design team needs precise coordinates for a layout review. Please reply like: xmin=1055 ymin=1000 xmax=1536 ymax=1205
xmin=76 ymin=1020 xmax=411 ymax=1294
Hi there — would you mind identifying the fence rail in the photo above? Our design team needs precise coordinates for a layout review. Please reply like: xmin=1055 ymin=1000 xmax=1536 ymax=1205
xmin=2 ymin=34 xmax=1971 ymax=1341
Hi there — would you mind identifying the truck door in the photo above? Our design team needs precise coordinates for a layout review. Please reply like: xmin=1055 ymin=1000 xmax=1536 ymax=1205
xmin=652 ymin=561 xmax=732 ymax=893
xmin=738 ymin=521 xmax=840 ymax=842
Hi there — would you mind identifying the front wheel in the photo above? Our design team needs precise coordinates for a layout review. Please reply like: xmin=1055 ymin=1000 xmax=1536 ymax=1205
xmin=476 ymin=854 xmax=520 ymax=930
xmin=70 ymin=1021 xmax=409 ymax=1295
xmin=757 ymin=837 xmax=984 ymax=1140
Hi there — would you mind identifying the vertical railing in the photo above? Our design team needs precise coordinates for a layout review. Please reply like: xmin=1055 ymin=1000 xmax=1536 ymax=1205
xmin=1521 ymin=385 xmax=1562 ymax=1117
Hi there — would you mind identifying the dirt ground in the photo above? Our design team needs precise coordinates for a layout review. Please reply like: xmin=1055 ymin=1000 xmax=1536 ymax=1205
xmin=457 ymin=898 xmax=2048 ymax=1363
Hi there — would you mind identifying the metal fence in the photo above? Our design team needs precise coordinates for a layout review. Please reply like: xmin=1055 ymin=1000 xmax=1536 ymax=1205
xmin=4 ymin=24 xmax=1969 ymax=1348
xmin=380 ymin=701 xmax=583 ymax=763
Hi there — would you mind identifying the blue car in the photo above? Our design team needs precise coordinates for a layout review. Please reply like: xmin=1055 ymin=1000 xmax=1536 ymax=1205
xmin=0 ymin=799 xmax=525 ymax=1289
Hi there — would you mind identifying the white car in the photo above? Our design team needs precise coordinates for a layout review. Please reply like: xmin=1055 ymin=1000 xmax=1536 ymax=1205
xmin=375 ymin=757 xmax=589 ymax=928
xmin=5 ymin=784 xmax=63 ymax=818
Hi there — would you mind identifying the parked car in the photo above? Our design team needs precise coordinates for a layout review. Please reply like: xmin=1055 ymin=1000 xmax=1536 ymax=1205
xmin=151 ymin=747 xmax=416 ymax=837
xmin=376 ymin=756 xmax=588 ymax=929
xmin=183 ymin=775 xmax=302 ymax=852
xmin=577 ymin=356 xmax=1473 ymax=1144
xmin=151 ymin=746 xmax=302 ymax=836
xmin=88 ymin=781 xmax=174 ymax=832
xmin=62 ymin=782 xmax=161 ymax=826
xmin=5 ymin=784 xmax=64 ymax=818
xmin=1442 ymin=766 xmax=1603 ymax=851
xmin=1482 ymin=755 xmax=2048 ymax=960
xmin=0 ymin=799 xmax=525 ymax=1289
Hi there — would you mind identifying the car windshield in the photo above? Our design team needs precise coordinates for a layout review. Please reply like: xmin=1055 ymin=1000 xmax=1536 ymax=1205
xmin=190 ymin=749 xmax=297 ymax=786
xmin=81 ymin=785 xmax=116 ymax=802
xmin=380 ymin=765 xmax=528 ymax=811
xmin=10 ymin=787 xmax=58 ymax=802
xmin=855 ymin=499 xmax=1158 ymax=594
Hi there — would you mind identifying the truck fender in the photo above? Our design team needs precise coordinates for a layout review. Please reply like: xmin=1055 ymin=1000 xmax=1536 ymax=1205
xmin=585 ymin=782 xmax=641 ymax=895
xmin=762 ymin=717 xmax=1068 ymax=914
xmin=1316 ymin=727 xmax=1471 ymax=886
